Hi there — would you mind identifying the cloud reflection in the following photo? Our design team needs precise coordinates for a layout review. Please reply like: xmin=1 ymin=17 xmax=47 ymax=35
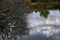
xmin=27 ymin=10 xmax=60 ymax=36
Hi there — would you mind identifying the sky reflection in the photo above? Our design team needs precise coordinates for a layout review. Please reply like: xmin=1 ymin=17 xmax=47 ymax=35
xmin=27 ymin=10 xmax=60 ymax=36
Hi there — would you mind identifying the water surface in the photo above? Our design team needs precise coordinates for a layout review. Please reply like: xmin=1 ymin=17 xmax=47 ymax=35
xmin=27 ymin=10 xmax=60 ymax=36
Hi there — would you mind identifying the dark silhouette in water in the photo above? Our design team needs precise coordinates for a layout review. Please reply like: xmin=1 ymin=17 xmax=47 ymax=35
xmin=35 ymin=10 xmax=37 ymax=13
xmin=40 ymin=10 xmax=49 ymax=18
xmin=31 ymin=0 xmax=38 ymax=2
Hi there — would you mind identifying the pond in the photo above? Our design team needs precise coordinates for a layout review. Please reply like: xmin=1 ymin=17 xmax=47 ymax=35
xmin=0 ymin=0 xmax=60 ymax=40
xmin=22 ymin=10 xmax=60 ymax=40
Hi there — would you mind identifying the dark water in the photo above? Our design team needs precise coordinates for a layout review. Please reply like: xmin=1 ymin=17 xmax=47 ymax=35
xmin=21 ymin=10 xmax=60 ymax=40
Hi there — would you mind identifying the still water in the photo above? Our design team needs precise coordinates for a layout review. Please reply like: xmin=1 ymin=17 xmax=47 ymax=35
xmin=27 ymin=10 xmax=60 ymax=36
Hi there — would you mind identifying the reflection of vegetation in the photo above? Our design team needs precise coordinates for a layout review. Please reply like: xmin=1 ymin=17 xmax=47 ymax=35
xmin=28 ymin=0 xmax=59 ymax=18
xmin=40 ymin=10 xmax=49 ymax=18
xmin=53 ymin=3 xmax=60 ymax=9
xmin=0 ymin=0 xmax=30 ymax=39
xmin=28 ymin=0 xmax=60 ymax=11
xmin=0 ymin=0 xmax=60 ymax=39
xmin=31 ymin=0 xmax=38 ymax=2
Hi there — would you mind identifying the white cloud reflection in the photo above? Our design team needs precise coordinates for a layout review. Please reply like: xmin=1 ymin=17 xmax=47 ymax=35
xmin=27 ymin=10 xmax=60 ymax=36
